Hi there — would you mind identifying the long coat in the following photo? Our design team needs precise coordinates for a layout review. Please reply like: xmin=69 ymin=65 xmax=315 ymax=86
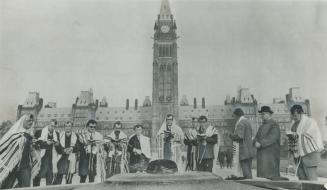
xmin=233 ymin=118 xmax=255 ymax=161
xmin=254 ymin=119 xmax=280 ymax=178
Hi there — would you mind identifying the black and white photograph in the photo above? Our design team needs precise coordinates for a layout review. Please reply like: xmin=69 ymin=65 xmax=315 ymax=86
xmin=1 ymin=0 xmax=327 ymax=189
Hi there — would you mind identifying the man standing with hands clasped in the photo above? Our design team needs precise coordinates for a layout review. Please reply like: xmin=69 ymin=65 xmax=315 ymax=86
xmin=254 ymin=106 xmax=280 ymax=178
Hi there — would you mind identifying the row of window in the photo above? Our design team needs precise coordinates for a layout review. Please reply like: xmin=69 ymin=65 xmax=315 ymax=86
xmin=39 ymin=113 xmax=72 ymax=118
xmin=98 ymin=110 xmax=148 ymax=114
xmin=96 ymin=116 xmax=134 ymax=121
xmin=159 ymin=44 xmax=173 ymax=57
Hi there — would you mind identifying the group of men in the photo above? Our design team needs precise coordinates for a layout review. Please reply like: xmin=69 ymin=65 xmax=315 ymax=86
xmin=230 ymin=104 xmax=324 ymax=181
xmin=0 ymin=118 xmax=152 ymax=189
xmin=0 ymin=104 xmax=324 ymax=188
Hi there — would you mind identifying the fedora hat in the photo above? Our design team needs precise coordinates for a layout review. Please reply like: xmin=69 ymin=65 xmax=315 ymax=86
xmin=258 ymin=106 xmax=274 ymax=114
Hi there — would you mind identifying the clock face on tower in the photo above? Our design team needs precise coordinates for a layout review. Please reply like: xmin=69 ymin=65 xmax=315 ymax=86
xmin=160 ymin=25 xmax=170 ymax=33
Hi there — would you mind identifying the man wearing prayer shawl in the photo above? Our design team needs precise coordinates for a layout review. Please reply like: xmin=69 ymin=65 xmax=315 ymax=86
xmin=156 ymin=114 xmax=184 ymax=171
xmin=254 ymin=106 xmax=281 ymax=178
xmin=189 ymin=116 xmax=218 ymax=172
xmin=184 ymin=117 xmax=198 ymax=171
xmin=53 ymin=121 xmax=78 ymax=185
xmin=127 ymin=124 xmax=151 ymax=173
xmin=33 ymin=119 xmax=61 ymax=186
xmin=288 ymin=105 xmax=324 ymax=181
xmin=105 ymin=121 xmax=129 ymax=176
xmin=77 ymin=119 xmax=106 ymax=183
xmin=0 ymin=114 xmax=38 ymax=188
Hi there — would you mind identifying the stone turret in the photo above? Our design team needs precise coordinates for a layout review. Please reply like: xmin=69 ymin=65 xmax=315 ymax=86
xmin=17 ymin=92 xmax=43 ymax=120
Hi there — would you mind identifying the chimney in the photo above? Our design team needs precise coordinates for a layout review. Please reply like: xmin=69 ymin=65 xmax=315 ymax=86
xmin=135 ymin=99 xmax=138 ymax=110
xmin=126 ymin=99 xmax=129 ymax=110
xmin=202 ymin=97 xmax=205 ymax=108
xmin=193 ymin=98 xmax=197 ymax=109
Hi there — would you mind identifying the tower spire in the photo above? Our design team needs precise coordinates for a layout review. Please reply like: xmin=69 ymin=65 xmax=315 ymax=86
xmin=159 ymin=0 xmax=172 ymax=20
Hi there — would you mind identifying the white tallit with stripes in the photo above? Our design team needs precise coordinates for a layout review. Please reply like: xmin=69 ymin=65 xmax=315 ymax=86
xmin=0 ymin=115 xmax=39 ymax=186
xmin=291 ymin=115 xmax=324 ymax=157
xmin=77 ymin=130 xmax=106 ymax=182
xmin=108 ymin=130 xmax=129 ymax=174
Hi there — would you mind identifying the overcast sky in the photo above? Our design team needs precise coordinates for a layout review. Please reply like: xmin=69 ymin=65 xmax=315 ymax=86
xmin=1 ymin=0 xmax=327 ymax=130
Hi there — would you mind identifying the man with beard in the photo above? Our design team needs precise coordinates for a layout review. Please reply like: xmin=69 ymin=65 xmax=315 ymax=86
xmin=53 ymin=121 xmax=78 ymax=185
xmin=33 ymin=119 xmax=60 ymax=186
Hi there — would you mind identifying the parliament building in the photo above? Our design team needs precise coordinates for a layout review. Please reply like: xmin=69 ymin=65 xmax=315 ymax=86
xmin=17 ymin=0 xmax=310 ymax=150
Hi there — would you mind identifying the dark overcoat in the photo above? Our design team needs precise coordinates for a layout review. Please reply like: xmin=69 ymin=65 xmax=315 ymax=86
xmin=234 ymin=118 xmax=255 ymax=161
xmin=254 ymin=119 xmax=280 ymax=178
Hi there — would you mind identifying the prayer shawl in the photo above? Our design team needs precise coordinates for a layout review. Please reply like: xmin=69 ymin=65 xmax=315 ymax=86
xmin=78 ymin=130 xmax=106 ymax=182
xmin=108 ymin=130 xmax=128 ymax=143
xmin=58 ymin=131 xmax=77 ymax=174
xmin=38 ymin=125 xmax=60 ymax=174
xmin=0 ymin=115 xmax=40 ymax=186
xmin=156 ymin=118 xmax=184 ymax=171
xmin=129 ymin=134 xmax=151 ymax=159
xmin=108 ymin=130 xmax=129 ymax=174
xmin=199 ymin=125 xmax=219 ymax=173
xmin=291 ymin=115 xmax=324 ymax=157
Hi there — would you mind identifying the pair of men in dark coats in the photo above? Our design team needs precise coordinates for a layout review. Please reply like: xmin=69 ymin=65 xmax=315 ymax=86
xmin=231 ymin=107 xmax=280 ymax=179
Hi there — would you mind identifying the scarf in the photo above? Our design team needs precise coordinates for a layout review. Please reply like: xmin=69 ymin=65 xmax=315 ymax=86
xmin=58 ymin=132 xmax=77 ymax=174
